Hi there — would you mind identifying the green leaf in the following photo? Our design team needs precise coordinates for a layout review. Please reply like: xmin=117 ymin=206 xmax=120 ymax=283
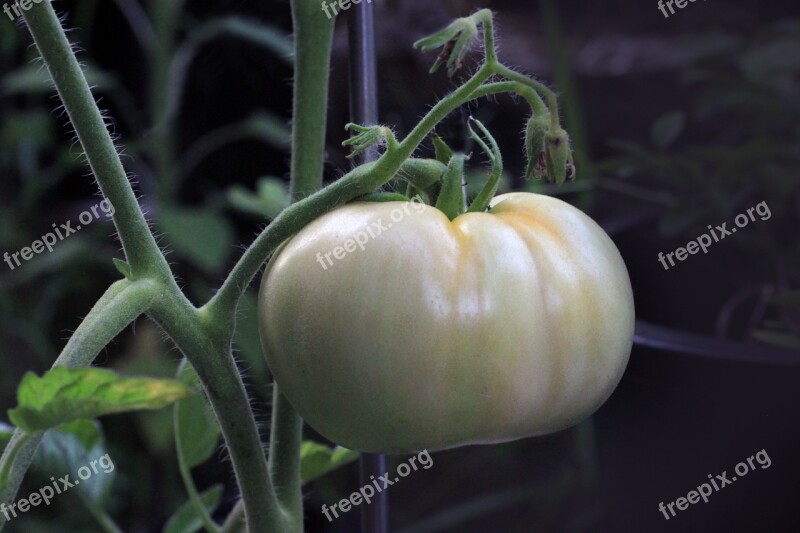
xmin=190 ymin=17 xmax=293 ymax=62
xmin=227 ymin=178 xmax=290 ymax=219
xmin=8 ymin=367 xmax=192 ymax=433
xmin=651 ymin=111 xmax=685 ymax=151
xmin=300 ymin=441 xmax=359 ymax=485
xmin=113 ymin=258 xmax=133 ymax=280
xmin=245 ymin=112 xmax=291 ymax=149
xmin=34 ymin=420 xmax=115 ymax=507
xmin=0 ymin=112 xmax=53 ymax=148
xmin=175 ymin=360 xmax=221 ymax=469
xmin=0 ymin=422 xmax=13 ymax=451
xmin=164 ymin=484 xmax=224 ymax=533
xmin=160 ymin=207 xmax=234 ymax=274
xmin=432 ymin=135 xmax=454 ymax=165
xmin=435 ymin=154 xmax=468 ymax=221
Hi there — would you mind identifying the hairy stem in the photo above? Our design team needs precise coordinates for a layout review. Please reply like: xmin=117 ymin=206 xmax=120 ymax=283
xmin=22 ymin=3 xmax=169 ymax=281
xmin=207 ymin=64 xmax=496 ymax=319
xmin=290 ymin=0 xmax=336 ymax=200
xmin=492 ymin=64 xmax=560 ymax=130
xmin=264 ymin=4 xmax=336 ymax=526
xmin=21 ymin=4 xmax=284 ymax=530
xmin=149 ymin=295 xmax=287 ymax=532
xmin=468 ymin=81 xmax=548 ymax=116
xmin=269 ymin=390 xmax=304 ymax=525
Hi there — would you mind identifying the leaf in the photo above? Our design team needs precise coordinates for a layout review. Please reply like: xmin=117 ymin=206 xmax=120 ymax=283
xmin=175 ymin=360 xmax=221 ymax=469
xmin=8 ymin=367 xmax=192 ymax=433
xmin=113 ymin=258 xmax=133 ymax=280
xmin=246 ymin=113 xmax=291 ymax=149
xmin=34 ymin=420 xmax=115 ymax=508
xmin=432 ymin=135 xmax=455 ymax=165
xmin=300 ymin=441 xmax=359 ymax=485
xmin=0 ymin=112 xmax=53 ymax=148
xmin=160 ymin=207 xmax=234 ymax=273
xmin=651 ymin=111 xmax=685 ymax=150
xmin=191 ymin=17 xmax=293 ymax=62
xmin=0 ymin=422 xmax=13 ymax=451
xmin=227 ymin=178 xmax=290 ymax=219
xmin=164 ymin=484 xmax=224 ymax=533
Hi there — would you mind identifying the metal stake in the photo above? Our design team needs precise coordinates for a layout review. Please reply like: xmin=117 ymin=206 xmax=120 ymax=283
xmin=347 ymin=2 xmax=388 ymax=533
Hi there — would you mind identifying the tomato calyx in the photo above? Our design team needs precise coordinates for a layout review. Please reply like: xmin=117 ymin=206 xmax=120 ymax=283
xmin=344 ymin=118 xmax=505 ymax=220
xmin=343 ymin=123 xmax=399 ymax=160
xmin=413 ymin=15 xmax=480 ymax=77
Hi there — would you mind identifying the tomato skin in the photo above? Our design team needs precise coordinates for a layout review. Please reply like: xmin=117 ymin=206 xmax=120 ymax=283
xmin=259 ymin=192 xmax=634 ymax=453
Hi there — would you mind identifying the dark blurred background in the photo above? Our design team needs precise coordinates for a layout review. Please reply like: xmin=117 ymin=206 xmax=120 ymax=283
xmin=0 ymin=0 xmax=799 ymax=531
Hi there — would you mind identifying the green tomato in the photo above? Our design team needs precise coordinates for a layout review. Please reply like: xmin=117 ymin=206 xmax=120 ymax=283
xmin=259 ymin=193 xmax=634 ymax=453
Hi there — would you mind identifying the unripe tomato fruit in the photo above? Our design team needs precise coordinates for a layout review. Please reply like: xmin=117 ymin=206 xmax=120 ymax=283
xmin=259 ymin=192 xmax=634 ymax=453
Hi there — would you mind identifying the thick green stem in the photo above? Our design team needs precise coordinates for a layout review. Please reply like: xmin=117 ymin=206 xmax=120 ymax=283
xmin=265 ymin=4 xmax=336 ymax=527
xmin=149 ymin=295 xmax=287 ymax=532
xmin=0 ymin=279 xmax=157 ymax=531
xmin=290 ymin=0 xmax=336 ymax=200
xmin=22 ymin=3 xmax=169 ymax=281
xmin=269 ymin=390 xmax=304 ymax=526
xmin=21 ymin=5 xmax=283 ymax=530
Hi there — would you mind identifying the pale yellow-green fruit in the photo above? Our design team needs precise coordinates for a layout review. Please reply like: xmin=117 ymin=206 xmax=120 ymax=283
xmin=259 ymin=193 xmax=635 ymax=453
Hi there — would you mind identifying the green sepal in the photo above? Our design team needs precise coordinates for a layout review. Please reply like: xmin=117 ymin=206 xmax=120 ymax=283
xmin=413 ymin=16 xmax=479 ymax=76
xmin=112 ymin=258 xmax=133 ymax=280
xmin=432 ymin=135 xmax=455 ymax=165
xmin=435 ymin=154 xmax=469 ymax=220
xmin=466 ymin=118 xmax=503 ymax=213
